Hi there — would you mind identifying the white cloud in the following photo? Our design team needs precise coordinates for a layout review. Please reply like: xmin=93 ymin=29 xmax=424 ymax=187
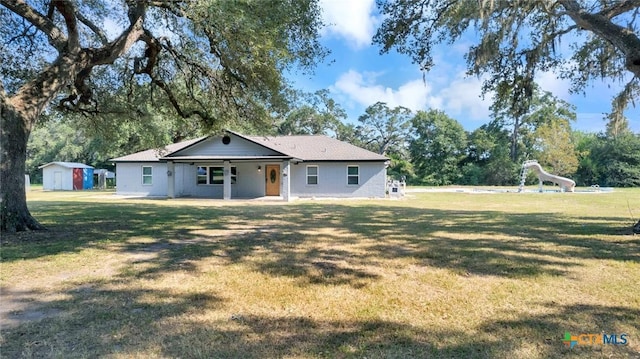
xmin=319 ymin=0 xmax=377 ymax=48
xmin=535 ymin=71 xmax=571 ymax=100
xmin=333 ymin=69 xmax=492 ymax=124
xmin=333 ymin=70 xmax=436 ymax=110
xmin=439 ymin=74 xmax=492 ymax=121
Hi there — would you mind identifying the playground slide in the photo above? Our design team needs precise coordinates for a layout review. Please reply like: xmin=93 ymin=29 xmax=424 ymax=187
xmin=523 ymin=161 xmax=576 ymax=192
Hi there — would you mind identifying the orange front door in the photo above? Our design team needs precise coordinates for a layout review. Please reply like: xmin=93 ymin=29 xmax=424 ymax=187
xmin=265 ymin=164 xmax=280 ymax=196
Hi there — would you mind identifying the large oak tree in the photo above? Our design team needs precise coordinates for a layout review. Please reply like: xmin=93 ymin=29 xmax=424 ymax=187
xmin=409 ymin=109 xmax=467 ymax=185
xmin=355 ymin=101 xmax=412 ymax=156
xmin=0 ymin=0 xmax=326 ymax=232
xmin=275 ymin=89 xmax=347 ymax=136
xmin=374 ymin=0 xmax=640 ymax=158
xmin=375 ymin=0 xmax=640 ymax=105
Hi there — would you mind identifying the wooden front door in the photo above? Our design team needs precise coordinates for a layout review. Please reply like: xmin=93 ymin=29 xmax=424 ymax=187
xmin=265 ymin=164 xmax=280 ymax=196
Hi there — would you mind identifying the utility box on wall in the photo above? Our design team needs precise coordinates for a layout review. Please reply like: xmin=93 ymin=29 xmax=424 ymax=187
xmin=39 ymin=162 xmax=94 ymax=190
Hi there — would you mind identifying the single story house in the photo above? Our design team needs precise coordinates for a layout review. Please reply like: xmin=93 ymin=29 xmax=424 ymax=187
xmin=39 ymin=162 xmax=94 ymax=190
xmin=110 ymin=130 xmax=389 ymax=200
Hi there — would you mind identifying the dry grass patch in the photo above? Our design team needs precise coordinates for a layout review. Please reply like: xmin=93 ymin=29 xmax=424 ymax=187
xmin=1 ymin=189 xmax=639 ymax=358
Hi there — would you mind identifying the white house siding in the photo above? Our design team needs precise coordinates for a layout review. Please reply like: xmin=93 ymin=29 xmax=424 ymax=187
xmin=42 ymin=165 xmax=73 ymax=190
xmin=174 ymin=162 xmax=224 ymax=198
xmin=173 ymin=134 xmax=281 ymax=157
xmin=115 ymin=162 xmax=168 ymax=196
xmin=234 ymin=162 xmax=269 ymax=198
xmin=290 ymin=161 xmax=386 ymax=198
xmin=116 ymin=161 xmax=387 ymax=199
xmin=175 ymin=162 xmax=266 ymax=198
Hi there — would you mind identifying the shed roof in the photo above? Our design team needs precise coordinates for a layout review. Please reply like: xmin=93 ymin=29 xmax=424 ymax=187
xmin=39 ymin=162 xmax=94 ymax=169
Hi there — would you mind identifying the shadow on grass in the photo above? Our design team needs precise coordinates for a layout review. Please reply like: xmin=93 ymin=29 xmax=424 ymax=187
xmin=1 ymin=278 xmax=224 ymax=358
xmin=162 ymin=303 xmax=640 ymax=359
xmin=2 ymin=200 xmax=638 ymax=283
xmin=2 ymin=283 xmax=637 ymax=359
xmin=2 ymin=199 xmax=639 ymax=357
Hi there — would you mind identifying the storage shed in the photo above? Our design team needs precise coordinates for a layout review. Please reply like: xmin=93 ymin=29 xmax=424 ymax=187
xmin=39 ymin=162 xmax=94 ymax=190
xmin=93 ymin=169 xmax=116 ymax=189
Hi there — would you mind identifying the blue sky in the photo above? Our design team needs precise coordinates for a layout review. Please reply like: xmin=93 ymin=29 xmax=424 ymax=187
xmin=290 ymin=0 xmax=640 ymax=133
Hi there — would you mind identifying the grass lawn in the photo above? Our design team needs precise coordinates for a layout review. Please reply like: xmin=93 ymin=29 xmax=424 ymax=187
xmin=1 ymin=188 xmax=639 ymax=358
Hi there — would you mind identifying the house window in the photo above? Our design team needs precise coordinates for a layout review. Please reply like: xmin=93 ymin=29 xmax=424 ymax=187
xmin=347 ymin=165 xmax=359 ymax=185
xmin=197 ymin=166 xmax=208 ymax=184
xmin=306 ymin=165 xmax=318 ymax=185
xmin=197 ymin=166 xmax=236 ymax=185
xmin=210 ymin=167 xmax=224 ymax=184
xmin=142 ymin=166 xmax=152 ymax=185
xmin=230 ymin=167 xmax=237 ymax=184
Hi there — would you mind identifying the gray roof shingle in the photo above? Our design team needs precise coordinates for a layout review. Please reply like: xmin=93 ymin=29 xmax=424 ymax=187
xmin=110 ymin=137 xmax=206 ymax=162
xmin=110 ymin=132 xmax=387 ymax=162
xmin=246 ymin=135 xmax=387 ymax=161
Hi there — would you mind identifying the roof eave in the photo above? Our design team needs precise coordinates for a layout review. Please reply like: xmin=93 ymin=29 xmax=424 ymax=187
xmin=159 ymin=155 xmax=295 ymax=161
xmin=110 ymin=159 xmax=162 ymax=163
xmin=295 ymin=158 xmax=389 ymax=162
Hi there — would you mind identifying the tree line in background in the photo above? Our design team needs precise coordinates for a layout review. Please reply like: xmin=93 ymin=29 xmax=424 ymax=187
xmin=4 ymin=0 xmax=640 ymax=232
xmin=27 ymin=85 xmax=640 ymax=188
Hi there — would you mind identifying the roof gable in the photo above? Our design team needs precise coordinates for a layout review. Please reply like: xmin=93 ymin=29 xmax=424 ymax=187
xmin=167 ymin=133 xmax=284 ymax=158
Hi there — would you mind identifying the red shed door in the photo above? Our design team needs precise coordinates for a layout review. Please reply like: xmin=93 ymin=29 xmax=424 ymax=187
xmin=73 ymin=168 xmax=83 ymax=190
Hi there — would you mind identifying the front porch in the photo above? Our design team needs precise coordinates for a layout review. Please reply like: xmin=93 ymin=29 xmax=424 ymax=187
xmin=165 ymin=159 xmax=293 ymax=201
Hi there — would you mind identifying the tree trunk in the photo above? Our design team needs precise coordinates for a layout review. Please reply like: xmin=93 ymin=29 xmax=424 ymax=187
xmin=510 ymin=117 xmax=519 ymax=162
xmin=0 ymin=2 xmax=149 ymax=233
xmin=0 ymin=99 xmax=45 ymax=232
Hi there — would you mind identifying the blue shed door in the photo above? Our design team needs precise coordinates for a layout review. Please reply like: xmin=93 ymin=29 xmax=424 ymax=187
xmin=83 ymin=168 xmax=94 ymax=189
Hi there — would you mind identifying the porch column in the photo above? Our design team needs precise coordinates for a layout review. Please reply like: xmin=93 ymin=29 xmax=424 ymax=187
xmin=282 ymin=160 xmax=291 ymax=202
xmin=223 ymin=160 xmax=231 ymax=200
xmin=167 ymin=161 xmax=175 ymax=199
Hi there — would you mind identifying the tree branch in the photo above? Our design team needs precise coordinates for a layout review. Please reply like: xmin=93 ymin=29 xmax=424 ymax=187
xmin=58 ymin=2 xmax=149 ymax=112
xmin=148 ymin=0 xmax=188 ymax=17
xmin=558 ymin=0 xmax=640 ymax=78
xmin=76 ymin=11 xmax=109 ymax=45
xmin=0 ymin=0 xmax=67 ymax=51
xmin=11 ymin=54 xmax=81 ymax=122
xmin=53 ymin=0 xmax=80 ymax=53
xmin=0 ymin=80 xmax=6 ymax=105
xmin=130 ymin=30 xmax=216 ymax=123
xmin=539 ymin=1 xmax=564 ymax=16
xmin=150 ymin=75 xmax=211 ymax=121
xmin=599 ymin=0 xmax=640 ymax=19
xmin=89 ymin=2 xmax=147 ymax=66
xmin=10 ymin=1 xmax=149 ymax=120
